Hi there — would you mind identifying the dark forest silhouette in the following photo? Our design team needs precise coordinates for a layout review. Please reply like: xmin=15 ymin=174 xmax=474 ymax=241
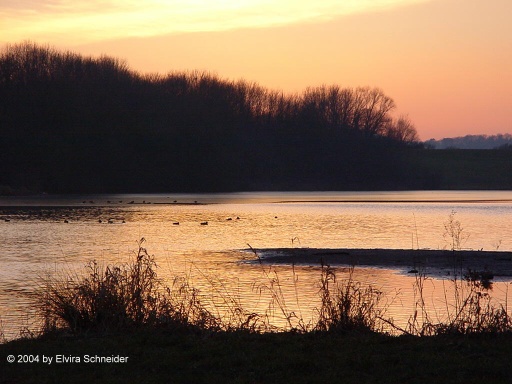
xmin=0 ymin=42 xmax=480 ymax=194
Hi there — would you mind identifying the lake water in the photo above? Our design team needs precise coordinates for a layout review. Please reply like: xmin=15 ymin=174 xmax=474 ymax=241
xmin=1 ymin=191 xmax=512 ymax=339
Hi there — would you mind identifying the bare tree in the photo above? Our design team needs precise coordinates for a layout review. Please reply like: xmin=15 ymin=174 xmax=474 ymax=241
xmin=356 ymin=87 xmax=395 ymax=136
xmin=384 ymin=115 xmax=420 ymax=144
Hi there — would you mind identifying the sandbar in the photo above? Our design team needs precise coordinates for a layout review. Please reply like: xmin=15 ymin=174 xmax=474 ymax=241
xmin=246 ymin=248 xmax=512 ymax=279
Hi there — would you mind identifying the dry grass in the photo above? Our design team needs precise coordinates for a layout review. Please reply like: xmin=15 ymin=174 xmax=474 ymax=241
xmin=401 ymin=211 xmax=512 ymax=336
xmin=39 ymin=238 xmax=220 ymax=335
xmin=0 ymin=318 xmax=5 ymax=343
xmin=34 ymin=239 xmax=512 ymax=339
xmin=314 ymin=264 xmax=389 ymax=334
xmin=407 ymin=271 xmax=512 ymax=336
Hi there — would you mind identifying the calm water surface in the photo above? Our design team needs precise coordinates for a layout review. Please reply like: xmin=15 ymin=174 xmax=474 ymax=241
xmin=1 ymin=191 xmax=511 ymax=339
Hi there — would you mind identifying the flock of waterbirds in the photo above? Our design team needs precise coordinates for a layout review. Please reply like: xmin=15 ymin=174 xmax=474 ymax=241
xmin=1 ymin=198 xmax=253 ymax=226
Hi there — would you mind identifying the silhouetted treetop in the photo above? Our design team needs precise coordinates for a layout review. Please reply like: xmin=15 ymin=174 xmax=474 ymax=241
xmin=0 ymin=42 xmax=419 ymax=140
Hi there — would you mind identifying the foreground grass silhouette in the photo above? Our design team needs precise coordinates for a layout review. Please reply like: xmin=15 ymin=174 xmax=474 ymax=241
xmin=2 ymin=238 xmax=512 ymax=383
xmin=2 ymin=329 xmax=512 ymax=383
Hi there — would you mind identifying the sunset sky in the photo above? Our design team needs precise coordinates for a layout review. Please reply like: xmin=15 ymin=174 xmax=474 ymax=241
xmin=1 ymin=0 xmax=511 ymax=139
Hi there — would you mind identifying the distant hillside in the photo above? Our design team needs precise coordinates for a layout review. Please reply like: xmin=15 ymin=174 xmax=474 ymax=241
xmin=425 ymin=134 xmax=512 ymax=149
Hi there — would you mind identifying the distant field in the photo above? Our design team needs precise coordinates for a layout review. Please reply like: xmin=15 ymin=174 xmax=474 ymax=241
xmin=408 ymin=149 xmax=512 ymax=190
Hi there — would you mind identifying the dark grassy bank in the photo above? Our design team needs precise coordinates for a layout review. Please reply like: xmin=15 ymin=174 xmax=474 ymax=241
xmin=408 ymin=149 xmax=512 ymax=190
xmin=3 ymin=330 xmax=512 ymax=384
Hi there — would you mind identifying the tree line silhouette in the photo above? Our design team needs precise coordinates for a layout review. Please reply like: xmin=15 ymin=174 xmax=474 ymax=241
xmin=1 ymin=42 xmax=430 ymax=193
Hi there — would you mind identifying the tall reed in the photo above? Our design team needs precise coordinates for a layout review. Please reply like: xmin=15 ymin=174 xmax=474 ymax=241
xmin=407 ymin=271 xmax=512 ymax=336
xmin=39 ymin=238 xmax=220 ymax=334
xmin=249 ymin=244 xmax=310 ymax=332
xmin=315 ymin=264 xmax=389 ymax=334
xmin=0 ymin=317 xmax=5 ymax=343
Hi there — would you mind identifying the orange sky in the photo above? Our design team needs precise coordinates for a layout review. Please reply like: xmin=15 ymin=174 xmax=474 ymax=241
xmin=1 ymin=0 xmax=511 ymax=140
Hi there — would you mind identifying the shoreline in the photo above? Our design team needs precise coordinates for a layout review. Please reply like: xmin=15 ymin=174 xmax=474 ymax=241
xmin=247 ymin=248 xmax=512 ymax=279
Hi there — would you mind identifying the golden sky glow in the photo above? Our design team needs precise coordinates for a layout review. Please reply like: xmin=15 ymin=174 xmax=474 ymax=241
xmin=2 ymin=0 xmax=429 ymax=43
xmin=1 ymin=0 xmax=511 ymax=139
